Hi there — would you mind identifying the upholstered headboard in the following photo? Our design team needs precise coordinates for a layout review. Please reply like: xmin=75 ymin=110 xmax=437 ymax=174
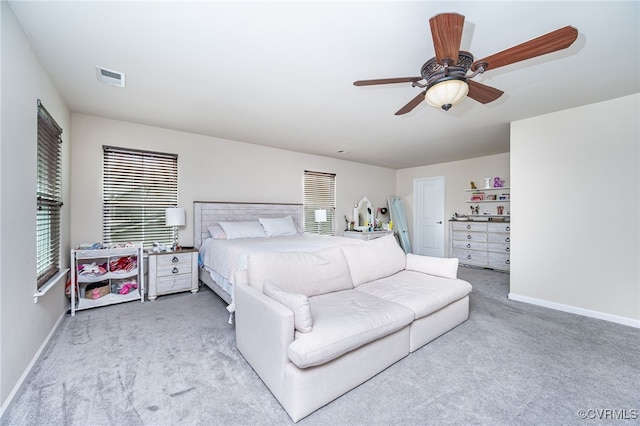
xmin=193 ymin=201 xmax=304 ymax=248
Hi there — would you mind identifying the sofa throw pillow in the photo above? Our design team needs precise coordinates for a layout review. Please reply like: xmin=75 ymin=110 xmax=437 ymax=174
xmin=247 ymin=246 xmax=353 ymax=295
xmin=218 ymin=221 xmax=266 ymax=239
xmin=341 ymin=235 xmax=406 ymax=287
xmin=258 ymin=215 xmax=298 ymax=237
xmin=263 ymin=280 xmax=313 ymax=333
xmin=405 ymin=253 xmax=459 ymax=279
xmin=207 ymin=225 xmax=227 ymax=239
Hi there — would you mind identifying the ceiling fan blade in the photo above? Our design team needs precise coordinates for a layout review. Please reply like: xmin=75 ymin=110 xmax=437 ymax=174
xmin=467 ymin=80 xmax=504 ymax=104
xmin=429 ymin=13 xmax=465 ymax=65
xmin=395 ymin=91 xmax=426 ymax=115
xmin=354 ymin=77 xmax=422 ymax=86
xmin=472 ymin=26 xmax=578 ymax=72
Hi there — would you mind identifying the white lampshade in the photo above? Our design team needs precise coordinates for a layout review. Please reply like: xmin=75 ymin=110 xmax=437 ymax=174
xmin=314 ymin=209 xmax=327 ymax=223
xmin=425 ymin=78 xmax=469 ymax=110
xmin=165 ymin=207 xmax=186 ymax=227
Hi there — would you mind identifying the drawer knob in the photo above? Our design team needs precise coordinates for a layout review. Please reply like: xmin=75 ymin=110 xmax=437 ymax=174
xmin=506 ymin=226 xmax=510 ymax=231
xmin=505 ymin=237 xmax=510 ymax=243
xmin=505 ymin=260 xmax=510 ymax=264
xmin=466 ymin=243 xmax=471 ymax=248
xmin=172 ymin=256 xmax=179 ymax=263
xmin=467 ymin=235 xmax=472 ymax=240
xmin=506 ymin=247 xmax=510 ymax=252
xmin=466 ymin=224 xmax=471 ymax=230
xmin=172 ymin=267 xmax=179 ymax=274
xmin=467 ymin=255 xmax=472 ymax=259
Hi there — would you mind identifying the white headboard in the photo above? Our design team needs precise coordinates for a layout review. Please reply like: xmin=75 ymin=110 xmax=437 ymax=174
xmin=193 ymin=201 xmax=304 ymax=248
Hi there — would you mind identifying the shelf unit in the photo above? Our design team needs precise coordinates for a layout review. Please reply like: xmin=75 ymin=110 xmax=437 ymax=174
xmin=465 ymin=187 xmax=510 ymax=203
xmin=70 ymin=245 xmax=144 ymax=316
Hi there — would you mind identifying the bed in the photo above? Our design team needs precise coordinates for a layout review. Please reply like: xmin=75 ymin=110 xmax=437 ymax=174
xmin=194 ymin=201 xmax=363 ymax=318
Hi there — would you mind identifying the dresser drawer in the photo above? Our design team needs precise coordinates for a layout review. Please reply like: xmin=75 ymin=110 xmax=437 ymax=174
xmin=488 ymin=242 xmax=510 ymax=254
xmin=488 ymin=223 xmax=511 ymax=233
xmin=488 ymin=252 xmax=510 ymax=271
xmin=453 ymin=240 xmax=487 ymax=251
xmin=453 ymin=249 xmax=488 ymax=266
xmin=488 ymin=232 xmax=510 ymax=244
xmin=156 ymin=274 xmax=193 ymax=293
xmin=453 ymin=231 xmax=488 ymax=243
xmin=452 ymin=222 xmax=487 ymax=232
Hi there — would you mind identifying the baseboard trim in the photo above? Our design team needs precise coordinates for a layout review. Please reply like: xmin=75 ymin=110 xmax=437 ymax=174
xmin=0 ymin=310 xmax=66 ymax=420
xmin=508 ymin=293 xmax=640 ymax=329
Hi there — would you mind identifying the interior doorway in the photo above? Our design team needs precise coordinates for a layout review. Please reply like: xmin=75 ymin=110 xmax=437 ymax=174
xmin=413 ymin=176 xmax=445 ymax=257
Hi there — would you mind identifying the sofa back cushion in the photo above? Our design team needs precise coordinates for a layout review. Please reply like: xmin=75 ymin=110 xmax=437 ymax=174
xmin=405 ymin=253 xmax=459 ymax=279
xmin=247 ymin=246 xmax=353 ymax=296
xmin=341 ymin=235 xmax=406 ymax=287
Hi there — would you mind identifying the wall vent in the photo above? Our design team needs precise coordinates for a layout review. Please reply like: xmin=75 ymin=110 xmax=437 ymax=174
xmin=96 ymin=66 xmax=125 ymax=88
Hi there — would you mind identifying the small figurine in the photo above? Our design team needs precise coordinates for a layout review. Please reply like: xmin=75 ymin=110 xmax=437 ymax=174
xmin=470 ymin=181 xmax=477 ymax=189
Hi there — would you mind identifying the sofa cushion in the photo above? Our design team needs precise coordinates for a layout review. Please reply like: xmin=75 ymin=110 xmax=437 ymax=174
xmin=405 ymin=253 xmax=459 ymax=279
xmin=356 ymin=270 xmax=472 ymax=319
xmin=247 ymin=246 xmax=353 ymax=295
xmin=263 ymin=280 xmax=313 ymax=333
xmin=287 ymin=290 xmax=413 ymax=368
xmin=340 ymin=235 xmax=406 ymax=287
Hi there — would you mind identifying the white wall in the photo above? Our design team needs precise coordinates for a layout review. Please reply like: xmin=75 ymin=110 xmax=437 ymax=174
xmin=510 ymin=94 xmax=639 ymax=325
xmin=396 ymin=153 xmax=510 ymax=253
xmin=70 ymin=114 xmax=396 ymax=247
xmin=1 ymin=1 xmax=71 ymax=410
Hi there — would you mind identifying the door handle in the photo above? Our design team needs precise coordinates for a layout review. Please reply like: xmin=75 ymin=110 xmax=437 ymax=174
xmin=436 ymin=221 xmax=442 ymax=224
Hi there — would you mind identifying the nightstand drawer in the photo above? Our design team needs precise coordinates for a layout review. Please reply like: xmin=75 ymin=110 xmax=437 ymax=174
xmin=155 ymin=252 xmax=193 ymax=266
xmin=156 ymin=262 xmax=192 ymax=277
xmin=156 ymin=274 xmax=193 ymax=293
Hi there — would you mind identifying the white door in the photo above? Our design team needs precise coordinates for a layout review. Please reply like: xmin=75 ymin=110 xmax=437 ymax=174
xmin=414 ymin=177 xmax=445 ymax=257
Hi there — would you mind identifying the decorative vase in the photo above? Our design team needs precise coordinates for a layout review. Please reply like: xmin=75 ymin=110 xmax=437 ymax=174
xmin=484 ymin=177 xmax=491 ymax=188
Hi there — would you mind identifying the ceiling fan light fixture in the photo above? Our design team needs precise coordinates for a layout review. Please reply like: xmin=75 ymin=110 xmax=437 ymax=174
xmin=425 ymin=77 xmax=469 ymax=111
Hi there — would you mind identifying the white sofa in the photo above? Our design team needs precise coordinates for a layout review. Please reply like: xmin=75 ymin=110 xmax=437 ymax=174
xmin=234 ymin=235 xmax=472 ymax=422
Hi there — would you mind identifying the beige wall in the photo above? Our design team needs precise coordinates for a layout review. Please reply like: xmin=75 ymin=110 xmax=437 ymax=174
xmin=510 ymin=94 xmax=639 ymax=325
xmin=1 ymin=2 xmax=71 ymax=411
xmin=396 ymin=153 xmax=510 ymax=253
xmin=70 ymin=114 xmax=396 ymax=248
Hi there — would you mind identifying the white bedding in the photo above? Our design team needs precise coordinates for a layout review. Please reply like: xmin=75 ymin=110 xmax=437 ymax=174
xmin=199 ymin=234 xmax=364 ymax=311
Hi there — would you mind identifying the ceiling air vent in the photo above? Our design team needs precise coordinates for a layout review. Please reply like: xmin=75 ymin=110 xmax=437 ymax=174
xmin=96 ymin=66 xmax=125 ymax=88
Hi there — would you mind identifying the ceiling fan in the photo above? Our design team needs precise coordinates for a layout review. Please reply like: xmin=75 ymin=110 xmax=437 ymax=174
xmin=354 ymin=13 xmax=578 ymax=115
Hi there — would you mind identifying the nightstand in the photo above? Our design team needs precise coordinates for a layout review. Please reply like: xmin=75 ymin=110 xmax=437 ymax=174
xmin=147 ymin=248 xmax=199 ymax=300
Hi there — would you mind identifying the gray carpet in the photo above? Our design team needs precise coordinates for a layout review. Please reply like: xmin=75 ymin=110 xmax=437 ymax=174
xmin=4 ymin=267 xmax=639 ymax=425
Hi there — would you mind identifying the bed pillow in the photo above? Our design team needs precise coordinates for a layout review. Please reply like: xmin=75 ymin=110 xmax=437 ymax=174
xmin=259 ymin=215 xmax=298 ymax=237
xmin=405 ymin=253 xmax=459 ymax=279
xmin=207 ymin=225 xmax=227 ymax=239
xmin=341 ymin=235 xmax=406 ymax=287
xmin=263 ymin=280 xmax=312 ymax=333
xmin=218 ymin=221 xmax=266 ymax=239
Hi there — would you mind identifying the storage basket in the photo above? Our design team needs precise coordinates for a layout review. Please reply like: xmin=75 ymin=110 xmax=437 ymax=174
xmin=84 ymin=282 xmax=110 ymax=299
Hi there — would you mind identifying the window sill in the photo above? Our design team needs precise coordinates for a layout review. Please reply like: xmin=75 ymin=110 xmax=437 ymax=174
xmin=33 ymin=268 xmax=69 ymax=303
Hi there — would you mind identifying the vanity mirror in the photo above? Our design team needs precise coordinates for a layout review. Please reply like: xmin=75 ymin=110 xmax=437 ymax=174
xmin=353 ymin=196 xmax=372 ymax=231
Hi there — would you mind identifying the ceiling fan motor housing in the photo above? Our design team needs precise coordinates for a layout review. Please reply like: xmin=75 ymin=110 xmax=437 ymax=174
xmin=422 ymin=51 xmax=473 ymax=110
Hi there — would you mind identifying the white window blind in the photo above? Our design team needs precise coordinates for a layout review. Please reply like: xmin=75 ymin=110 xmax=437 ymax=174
xmin=36 ymin=100 xmax=63 ymax=289
xmin=303 ymin=170 xmax=336 ymax=235
xmin=102 ymin=146 xmax=178 ymax=249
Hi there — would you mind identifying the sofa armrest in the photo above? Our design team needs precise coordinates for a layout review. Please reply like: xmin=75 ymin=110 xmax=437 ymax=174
xmin=234 ymin=275 xmax=295 ymax=386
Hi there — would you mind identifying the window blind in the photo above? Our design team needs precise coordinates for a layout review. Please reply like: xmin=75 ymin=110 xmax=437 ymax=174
xmin=36 ymin=100 xmax=63 ymax=288
xmin=303 ymin=170 xmax=336 ymax=235
xmin=102 ymin=146 xmax=178 ymax=249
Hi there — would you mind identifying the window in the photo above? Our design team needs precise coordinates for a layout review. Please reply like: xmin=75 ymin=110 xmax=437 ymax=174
xmin=102 ymin=146 xmax=178 ymax=249
xmin=36 ymin=100 xmax=63 ymax=289
xmin=303 ymin=170 xmax=336 ymax=235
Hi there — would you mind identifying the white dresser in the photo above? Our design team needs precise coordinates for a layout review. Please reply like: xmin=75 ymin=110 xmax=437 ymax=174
xmin=449 ymin=221 xmax=510 ymax=271
xmin=148 ymin=249 xmax=199 ymax=300
xmin=343 ymin=230 xmax=394 ymax=241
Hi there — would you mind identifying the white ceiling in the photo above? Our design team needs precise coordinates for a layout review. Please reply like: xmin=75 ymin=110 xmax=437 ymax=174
xmin=9 ymin=1 xmax=639 ymax=169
